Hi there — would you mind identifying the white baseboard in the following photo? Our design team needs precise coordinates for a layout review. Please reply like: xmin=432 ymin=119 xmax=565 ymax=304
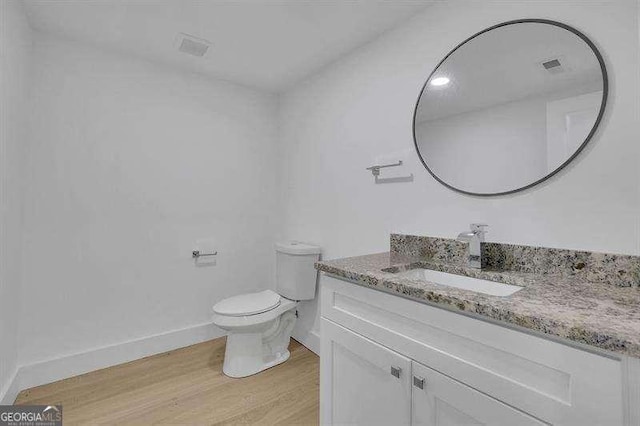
xmin=0 ymin=321 xmax=224 ymax=405
xmin=0 ymin=368 xmax=19 ymax=406
xmin=293 ymin=329 xmax=320 ymax=356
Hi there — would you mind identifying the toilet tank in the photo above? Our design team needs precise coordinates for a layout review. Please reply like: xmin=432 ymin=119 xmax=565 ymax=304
xmin=275 ymin=242 xmax=321 ymax=301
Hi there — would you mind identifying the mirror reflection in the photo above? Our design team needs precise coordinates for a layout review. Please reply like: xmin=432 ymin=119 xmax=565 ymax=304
xmin=414 ymin=20 xmax=606 ymax=195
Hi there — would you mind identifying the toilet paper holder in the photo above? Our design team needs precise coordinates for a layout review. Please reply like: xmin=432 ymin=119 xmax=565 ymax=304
xmin=192 ymin=250 xmax=217 ymax=258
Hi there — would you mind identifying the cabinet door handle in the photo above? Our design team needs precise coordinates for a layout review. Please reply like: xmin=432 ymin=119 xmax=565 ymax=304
xmin=390 ymin=366 xmax=402 ymax=378
xmin=413 ymin=376 xmax=425 ymax=389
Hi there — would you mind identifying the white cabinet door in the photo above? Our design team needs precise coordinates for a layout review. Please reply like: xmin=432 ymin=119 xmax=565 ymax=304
xmin=411 ymin=361 xmax=545 ymax=426
xmin=321 ymin=318 xmax=411 ymax=426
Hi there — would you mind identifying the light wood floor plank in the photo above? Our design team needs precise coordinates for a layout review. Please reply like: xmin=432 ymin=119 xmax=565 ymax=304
xmin=15 ymin=337 xmax=319 ymax=425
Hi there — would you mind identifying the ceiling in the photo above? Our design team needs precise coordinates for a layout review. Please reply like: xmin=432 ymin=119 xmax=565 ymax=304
xmin=23 ymin=0 xmax=432 ymax=93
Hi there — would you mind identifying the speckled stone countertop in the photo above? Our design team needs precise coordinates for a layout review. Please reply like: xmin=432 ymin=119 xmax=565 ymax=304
xmin=316 ymin=251 xmax=640 ymax=358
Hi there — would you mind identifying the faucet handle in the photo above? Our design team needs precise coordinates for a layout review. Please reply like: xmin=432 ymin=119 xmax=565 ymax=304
xmin=471 ymin=223 xmax=488 ymax=232
xmin=471 ymin=224 xmax=488 ymax=241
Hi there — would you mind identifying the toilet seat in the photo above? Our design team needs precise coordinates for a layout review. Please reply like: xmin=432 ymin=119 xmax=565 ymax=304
xmin=212 ymin=297 xmax=297 ymax=330
xmin=213 ymin=290 xmax=281 ymax=317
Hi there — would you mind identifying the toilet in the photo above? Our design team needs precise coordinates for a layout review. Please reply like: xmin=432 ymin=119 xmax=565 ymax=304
xmin=212 ymin=241 xmax=321 ymax=378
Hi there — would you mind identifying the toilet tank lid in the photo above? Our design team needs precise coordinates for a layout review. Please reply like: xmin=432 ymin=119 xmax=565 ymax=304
xmin=275 ymin=241 xmax=321 ymax=255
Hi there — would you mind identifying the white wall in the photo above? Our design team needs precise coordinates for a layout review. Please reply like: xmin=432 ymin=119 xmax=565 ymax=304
xmin=278 ymin=0 xmax=640 ymax=343
xmin=18 ymin=36 xmax=279 ymax=366
xmin=0 ymin=0 xmax=32 ymax=399
xmin=416 ymin=95 xmax=548 ymax=194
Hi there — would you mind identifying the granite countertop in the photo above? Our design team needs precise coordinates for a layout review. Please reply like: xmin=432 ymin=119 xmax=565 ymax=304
xmin=316 ymin=252 xmax=640 ymax=358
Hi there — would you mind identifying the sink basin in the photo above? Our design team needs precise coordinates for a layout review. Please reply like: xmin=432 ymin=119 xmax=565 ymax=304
xmin=396 ymin=268 xmax=523 ymax=297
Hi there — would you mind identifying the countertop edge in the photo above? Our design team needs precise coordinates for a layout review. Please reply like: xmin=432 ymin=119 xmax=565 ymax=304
xmin=315 ymin=261 xmax=640 ymax=359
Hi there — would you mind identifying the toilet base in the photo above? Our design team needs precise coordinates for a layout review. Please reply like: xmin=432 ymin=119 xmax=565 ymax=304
xmin=223 ymin=347 xmax=291 ymax=378
xmin=222 ymin=310 xmax=296 ymax=378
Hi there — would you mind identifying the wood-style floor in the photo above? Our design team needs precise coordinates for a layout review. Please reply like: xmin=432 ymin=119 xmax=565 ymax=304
xmin=15 ymin=337 xmax=319 ymax=425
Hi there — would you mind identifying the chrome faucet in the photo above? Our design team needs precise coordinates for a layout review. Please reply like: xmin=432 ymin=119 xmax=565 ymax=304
xmin=457 ymin=224 xmax=488 ymax=269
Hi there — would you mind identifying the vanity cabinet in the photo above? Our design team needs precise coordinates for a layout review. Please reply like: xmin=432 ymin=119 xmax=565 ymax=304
xmin=322 ymin=318 xmax=411 ymax=425
xmin=320 ymin=275 xmax=632 ymax=425
xmin=410 ymin=359 xmax=543 ymax=426
xmin=323 ymin=318 xmax=543 ymax=426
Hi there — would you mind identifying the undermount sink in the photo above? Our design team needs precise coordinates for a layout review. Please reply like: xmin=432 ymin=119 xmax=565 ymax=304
xmin=396 ymin=268 xmax=523 ymax=297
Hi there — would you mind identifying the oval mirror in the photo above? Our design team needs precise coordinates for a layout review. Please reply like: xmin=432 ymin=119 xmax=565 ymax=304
xmin=413 ymin=20 xmax=607 ymax=196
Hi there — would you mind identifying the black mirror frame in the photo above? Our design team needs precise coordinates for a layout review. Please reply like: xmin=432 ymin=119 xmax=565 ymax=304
xmin=412 ymin=19 xmax=608 ymax=197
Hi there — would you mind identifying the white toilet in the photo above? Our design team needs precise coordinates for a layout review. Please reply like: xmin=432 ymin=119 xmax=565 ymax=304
xmin=212 ymin=242 xmax=321 ymax=378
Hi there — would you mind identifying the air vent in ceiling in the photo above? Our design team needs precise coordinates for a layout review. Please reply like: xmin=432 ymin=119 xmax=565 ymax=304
xmin=542 ymin=59 xmax=561 ymax=69
xmin=542 ymin=58 xmax=564 ymax=74
xmin=176 ymin=33 xmax=210 ymax=57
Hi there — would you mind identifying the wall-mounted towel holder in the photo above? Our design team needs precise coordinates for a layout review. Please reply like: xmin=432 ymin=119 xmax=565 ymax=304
xmin=366 ymin=160 xmax=403 ymax=177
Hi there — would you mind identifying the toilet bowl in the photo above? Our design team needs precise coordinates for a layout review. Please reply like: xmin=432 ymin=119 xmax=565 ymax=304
xmin=212 ymin=290 xmax=298 ymax=378
xmin=212 ymin=242 xmax=321 ymax=378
